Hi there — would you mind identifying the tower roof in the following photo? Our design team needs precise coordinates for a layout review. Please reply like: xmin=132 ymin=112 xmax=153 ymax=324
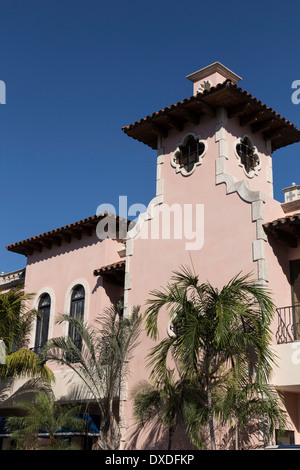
xmin=122 ymin=78 xmax=300 ymax=152
xmin=186 ymin=61 xmax=242 ymax=94
xmin=186 ymin=61 xmax=242 ymax=84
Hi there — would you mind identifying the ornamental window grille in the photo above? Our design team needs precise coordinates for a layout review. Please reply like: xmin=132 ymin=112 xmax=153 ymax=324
xmin=236 ymin=137 xmax=259 ymax=174
xmin=175 ymin=135 xmax=205 ymax=174
xmin=34 ymin=293 xmax=51 ymax=354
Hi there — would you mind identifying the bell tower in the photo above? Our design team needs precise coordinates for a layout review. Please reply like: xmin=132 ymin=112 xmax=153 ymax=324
xmin=121 ymin=61 xmax=300 ymax=314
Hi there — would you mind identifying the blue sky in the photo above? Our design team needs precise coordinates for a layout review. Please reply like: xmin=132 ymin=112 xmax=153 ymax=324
xmin=1 ymin=0 xmax=300 ymax=273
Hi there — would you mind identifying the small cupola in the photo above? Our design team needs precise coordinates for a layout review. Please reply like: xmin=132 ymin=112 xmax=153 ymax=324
xmin=283 ymin=183 xmax=300 ymax=202
xmin=186 ymin=61 xmax=242 ymax=96
xmin=282 ymin=183 xmax=300 ymax=213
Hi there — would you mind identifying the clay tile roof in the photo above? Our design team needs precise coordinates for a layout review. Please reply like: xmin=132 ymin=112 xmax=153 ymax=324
xmin=6 ymin=212 xmax=130 ymax=256
xmin=122 ymin=80 xmax=300 ymax=152
xmin=264 ymin=213 xmax=300 ymax=228
xmin=93 ymin=260 xmax=125 ymax=277
xmin=263 ymin=214 xmax=300 ymax=248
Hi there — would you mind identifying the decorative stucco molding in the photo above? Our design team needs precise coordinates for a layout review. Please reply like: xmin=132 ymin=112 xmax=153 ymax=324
xmin=265 ymin=140 xmax=274 ymax=199
xmin=123 ymin=138 xmax=164 ymax=320
xmin=120 ymin=138 xmax=166 ymax=447
xmin=197 ymin=79 xmax=212 ymax=94
xmin=156 ymin=146 xmax=164 ymax=195
xmin=0 ymin=268 xmax=25 ymax=287
xmin=234 ymin=134 xmax=261 ymax=179
xmin=171 ymin=132 xmax=207 ymax=177
xmin=215 ymin=107 xmax=268 ymax=283
xmin=62 ymin=278 xmax=90 ymax=334
xmin=30 ymin=286 xmax=56 ymax=348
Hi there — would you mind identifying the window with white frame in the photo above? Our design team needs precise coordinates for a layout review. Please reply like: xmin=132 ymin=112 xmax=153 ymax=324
xmin=172 ymin=134 xmax=206 ymax=176
xmin=235 ymin=136 xmax=260 ymax=176
xmin=68 ymin=284 xmax=85 ymax=352
xmin=34 ymin=293 xmax=51 ymax=353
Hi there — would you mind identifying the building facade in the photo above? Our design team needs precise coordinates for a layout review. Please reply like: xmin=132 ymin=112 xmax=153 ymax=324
xmin=2 ymin=62 xmax=300 ymax=449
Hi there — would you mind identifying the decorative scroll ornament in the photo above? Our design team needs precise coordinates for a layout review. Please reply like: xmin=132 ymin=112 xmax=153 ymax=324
xmin=197 ymin=80 xmax=212 ymax=94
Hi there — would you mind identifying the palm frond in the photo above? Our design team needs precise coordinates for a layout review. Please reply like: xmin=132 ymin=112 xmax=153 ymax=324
xmin=42 ymin=301 xmax=142 ymax=450
xmin=143 ymin=266 xmax=282 ymax=449
xmin=2 ymin=349 xmax=54 ymax=382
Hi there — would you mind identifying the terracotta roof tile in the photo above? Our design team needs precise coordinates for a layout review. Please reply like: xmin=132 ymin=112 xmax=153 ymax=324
xmin=264 ymin=213 xmax=300 ymax=228
xmin=263 ymin=214 xmax=300 ymax=248
xmin=6 ymin=212 xmax=130 ymax=256
xmin=122 ymin=80 xmax=300 ymax=151
xmin=93 ymin=261 xmax=125 ymax=277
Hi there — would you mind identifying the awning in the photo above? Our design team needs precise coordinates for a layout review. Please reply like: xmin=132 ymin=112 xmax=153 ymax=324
xmin=0 ymin=414 xmax=100 ymax=439
xmin=0 ymin=417 xmax=11 ymax=438
xmin=93 ymin=261 xmax=125 ymax=286
xmin=38 ymin=414 xmax=100 ymax=438
xmin=263 ymin=214 xmax=300 ymax=248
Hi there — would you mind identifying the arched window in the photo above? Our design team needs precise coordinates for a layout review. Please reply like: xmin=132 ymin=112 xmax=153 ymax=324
xmin=34 ymin=293 xmax=51 ymax=353
xmin=68 ymin=285 xmax=85 ymax=351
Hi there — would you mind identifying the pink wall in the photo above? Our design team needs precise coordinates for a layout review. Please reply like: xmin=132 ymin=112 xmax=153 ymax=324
xmin=6 ymin=65 xmax=300 ymax=449
xmin=25 ymin=233 xmax=124 ymax=345
xmin=122 ymin=97 xmax=300 ymax=448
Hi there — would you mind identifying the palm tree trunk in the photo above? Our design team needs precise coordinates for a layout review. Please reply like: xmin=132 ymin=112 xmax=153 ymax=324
xmin=235 ymin=420 xmax=239 ymax=451
xmin=49 ymin=432 xmax=56 ymax=449
xmin=93 ymin=412 xmax=121 ymax=450
xmin=207 ymin=388 xmax=216 ymax=450
xmin=168 ymin=424 xmax=175 ymax=450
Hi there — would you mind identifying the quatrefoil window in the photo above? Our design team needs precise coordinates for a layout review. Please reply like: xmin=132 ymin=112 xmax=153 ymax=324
xmin=235 ymin=136 xmax=260 ymax=178
xmin=172 ymin=134 xmax=207 ymax=176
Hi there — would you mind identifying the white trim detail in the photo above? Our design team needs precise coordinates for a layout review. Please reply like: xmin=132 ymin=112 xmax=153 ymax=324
xmin=234 ymin=134 xmax=261 ymax=179
xmin=30 ymin=287 xmax=56 ymax=348
xmin=0 ymin=268 xmax=25 ymax=287
xmin=215 ymin=107 xmax=268 ymax=283
xmin=122 ymin=138 xmax=164 ymax=319
xmin=171 ymin=132 xmax=207 ymax=177
xmin=120 ymin=138 xmax=165 ymax=446
xmin=156 ymin=146 xmax=164 ymax=197
xmin=266 ymin=139 xmax=274 ymax=198
xmin=63 ymin=278 xmax=90 ymax=335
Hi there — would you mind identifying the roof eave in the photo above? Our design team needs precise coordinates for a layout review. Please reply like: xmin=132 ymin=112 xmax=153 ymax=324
xmin=263 ymin=214 xmax=300 ymax=248
xmin=6 ymin=213 xmax=129 ymax=256
xmin=122 ymin=80 xmax=300 ymax=152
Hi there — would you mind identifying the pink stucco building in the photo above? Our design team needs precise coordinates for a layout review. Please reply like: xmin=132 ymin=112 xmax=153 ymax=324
xmin=2 ymin=62 xmax=300 ymax=450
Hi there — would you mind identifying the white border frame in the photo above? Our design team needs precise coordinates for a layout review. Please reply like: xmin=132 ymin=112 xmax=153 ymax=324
xmin=63 ymin=278 xmax=90 ymax=336
xmin=30 ymin=287 xmax=55 ymax=349
xmin=171 ymin=132 xmax=207 ymax=177
xmin=234 ymin=134 xmax=261 ymax=179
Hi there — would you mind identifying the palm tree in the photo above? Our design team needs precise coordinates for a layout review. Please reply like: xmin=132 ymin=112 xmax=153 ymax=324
xmin=219 ymin=378 xmax=287 ymax=450
xmin=0 ymin=285 xmax=53 ymax=382
xmin=0 ymin=285 xmax=34 ymax=354
xmin=144 ymin=267 xmax=284 ymax=450
xmin=42 ymin=301 xmax=142 ymax=450
xmin=132 ymin=369 xmax=195 ymax=450
xmin=5 ymin=389 xmax=86 ymax=450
